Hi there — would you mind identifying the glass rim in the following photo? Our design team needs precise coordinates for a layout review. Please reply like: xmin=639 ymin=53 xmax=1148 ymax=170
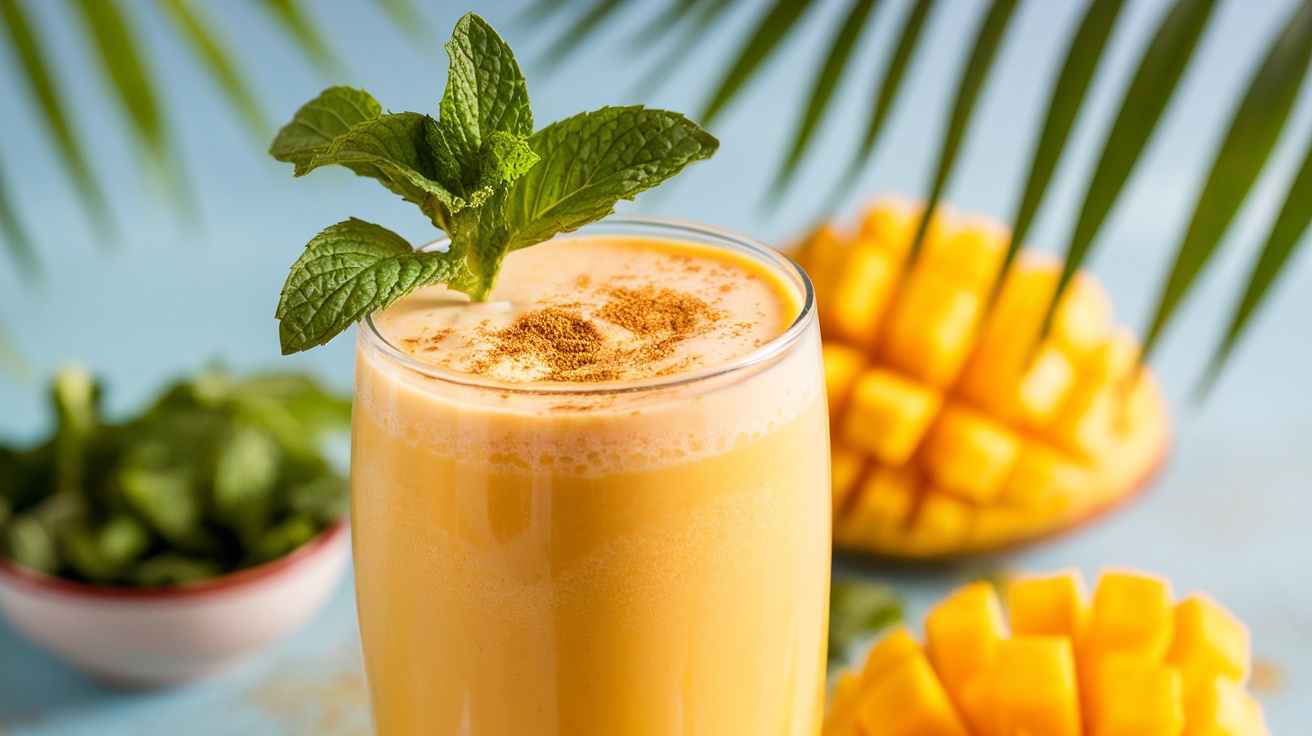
xmin=359 ymin=214 xmax=816 ymax=396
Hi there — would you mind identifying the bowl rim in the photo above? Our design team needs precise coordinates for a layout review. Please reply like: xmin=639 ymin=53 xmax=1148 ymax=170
xmin=0 ymin=519 xmax=349 ymax=602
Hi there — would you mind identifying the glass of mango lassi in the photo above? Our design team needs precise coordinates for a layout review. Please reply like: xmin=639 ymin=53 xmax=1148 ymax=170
xmin=350 ymin=217 xmax=830 ymax=735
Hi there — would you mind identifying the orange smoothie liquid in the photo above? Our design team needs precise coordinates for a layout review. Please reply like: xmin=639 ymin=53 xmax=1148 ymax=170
xmin=351 ymin=228 xmax=831 ymax=736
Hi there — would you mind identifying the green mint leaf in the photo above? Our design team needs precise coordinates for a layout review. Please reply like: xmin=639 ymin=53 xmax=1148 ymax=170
xmin=276 ymin=218 xmax=465 ymax=354
xmin=481 ymin=131 xmax=539 ymax=185
xmin=505 ymin=106 xmax=720 ymax=251
xmin=827 ymin=579 xmax=904 ymax=663
xmin=250 ymin=515 xmax=319 ymax=565
xmin=134 ymin=553 xmax=222 ymax=587
xmin=438 ymin=12 xmax=533 ymax=190
xmin=119 ymin=459 xmax=202 ymax=546
xmin=269 ymin=86 xmax=382 ymax=167
xmin=6 ymin=515 xmax=60 ymax=574
xmin=298 ymin=112 xmax=458 ymax=230
xmin=62 ymin=514 xmax=150 ymax=584
xmin=212 ymin=424 xmax=282 ymax=544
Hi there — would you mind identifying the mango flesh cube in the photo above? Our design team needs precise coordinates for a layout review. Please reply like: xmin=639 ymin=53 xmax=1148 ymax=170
xmin=1093 ymin=656 xmax=1185 ymax=736
xmin=1053 ymin=273 xmax=1113 ymax=358
xmin=987 ymin=636 xmax=1082 ymax=736
xmin=1183 ymin=676 xmax=1269 ymax=736
xmin=1168 ymin=594 xmax=1251 ymax=688
xmin=841 ymin=369 xmax=942 ymax=466
xmin=903 ymin=491 xmax=973 ymax=557
xmin=830 ymin=445 xmax=866 ymax=517
xmin=834 ymin=467 xmax=917 ymax=549
xmin=923 ymin=216 xmax=1007 ymax=290
xmin=923 ymin=405 xmax=1021 ymax=504
xmin=1009 ymin=569 xmax=1089 ymax=641
xmin=999 ymin=443 xmax=1088 ymax=511
xmin=824 ymin=672 xmax=864 ymax=736
xmin=861 ymin=625 xmax=925 ymax=683
xmin=854 ymin=652 xmax=971 ymax=736
xmin=1014 ymin=344 xmax=1077 ymax=426
xmin=824 ymin=343 xmax=867 ymax=421
xmin=861 ymin=198 xmax=931 ymax=262
xmin=830 ymin=245 xmax=900 ymax=347
xmin=882 ymin=273 xmax=982 ymax=387
xmin=926 ymin=582 xmax=1006 ymax=702
xmin=1086 ymin=571 xmax=1177 ymax=662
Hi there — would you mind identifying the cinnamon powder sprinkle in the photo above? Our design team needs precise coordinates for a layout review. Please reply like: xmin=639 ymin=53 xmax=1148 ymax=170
xmin=472 ymin=285 xmax=725 ymax=382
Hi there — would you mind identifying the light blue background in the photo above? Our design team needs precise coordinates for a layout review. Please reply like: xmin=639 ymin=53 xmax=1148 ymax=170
xmin=1 ymin=0 xmax=1309 ymax=732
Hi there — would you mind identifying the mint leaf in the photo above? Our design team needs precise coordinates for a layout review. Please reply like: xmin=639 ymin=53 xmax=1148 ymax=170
xmin=212 ymin=423 xmax=281 ymax=544
xmin=438 ymin=12 xmax=533 ymax=190
xmin=134 ymin=553 xmax=222 ymax=587
xmin=62 ymin=514 xmax=150 ymax=584
xmin=119 ymin=460 xmax=202 ymax=546
xmin=250 ymin=515 xmax=319 ymax=565
xmin=269 ymin=86 xmax=382 ymax=167
xmin=269 ymin=13 xmax=719 ymax=351
xmin=276 ymin=218 xmax=465 ymax=354
xmin=505 ymin=106 xmax=719 ymax=250
xmin=299 ymin=113 xmax=459 ymax=230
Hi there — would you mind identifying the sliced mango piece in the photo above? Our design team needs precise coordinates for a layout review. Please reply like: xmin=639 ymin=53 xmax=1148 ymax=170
xmin=852 ymin=652 xmax=972 ymax=736
xmin=923 ymin=404 xmax=1021 ymax=505
xmin=841 ymin=369 xmax=941 ymax=466
xmin=1009 ymin=569 xmax=1089 ymax=642
xmin=1093 ymin=656 xmax=1185 ymax=736
xmin=1168 ymin=594 xmax=1251 ymax=689
xmin=987 ymin=636 xmax=1081 ymax=736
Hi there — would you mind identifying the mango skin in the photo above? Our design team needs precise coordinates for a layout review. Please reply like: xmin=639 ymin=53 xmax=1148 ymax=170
xmin=823 ymin=570 xmax=1269 ymax=736
xmin=798 ymin=197 xmax=1171 ymax=559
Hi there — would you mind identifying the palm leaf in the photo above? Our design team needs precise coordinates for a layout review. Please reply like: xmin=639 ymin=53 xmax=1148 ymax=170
xmin=519 ymin=0 xmax=577 ymax=26
xmin=540 ymin=0 xmax=632 ymax=72
xmin=769 ymin=0 xmax=881 ymax=200
xmin=1139 ymin=0 xmax=1312 ymax=364
xmin=631 ymin=0 xmax=738 ymax=96
xmin=0 ymin=316 xmax=26 ymax=377
xmin=906 ymin=0 xmax=1021 ymax=266
xmin=67 ymin=0 xmax=168 ymax=167
xmin=155 ymin=0 xmax=269 ymax=140
xmin=701 ymin=0 xmax=816 ymax=126
xmin=0 ymin=0 xmax=110 ymax=231
xmin=260 ymin=0 xmax=342 ymax=76
xmin=1202 ymin=129 xmax=1312 ymax=393
xmin=369 ymin=0 xmax=428 ymax=38
xmin=1040 ymin=0 xmax=1218 ymax=339
xmin=626 ymin=0 xmax=707 ymax=51
xmin=826 ymin=0 xmax=936 ymax=208
xmin=0 ymin=155 xmax=38 ymax=275
xmin=995 ymin=0 xmax=1126 ymax=301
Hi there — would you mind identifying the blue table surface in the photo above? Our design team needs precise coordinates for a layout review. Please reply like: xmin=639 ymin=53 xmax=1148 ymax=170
xmin=2 ymin=0 xmax=1311 ymax=732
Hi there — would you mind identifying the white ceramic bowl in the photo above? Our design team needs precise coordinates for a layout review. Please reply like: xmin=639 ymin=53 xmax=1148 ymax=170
xmin=0 ymin=521 xmax=350 ymax=687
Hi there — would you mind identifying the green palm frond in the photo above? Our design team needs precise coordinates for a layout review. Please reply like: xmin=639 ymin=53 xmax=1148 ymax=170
xmin=548 ymin=0 xmax=1312 ymax=392
xmin=827 ymin=0 xmax=936 ymax=207
xmin=1140 ymin=0 xmax=1312 ymax=364
xmin=0 ymin=0 xmax=429 ymax=372
xmin=155 ymin=0 xmax=270 ymax=141
xmin=0 ymin=151 xmax=38 ymax=276
xmin=0 ymin=0 xmax=110 ymax=232
xmin=1041 ymin=0 xmax=1219 ymax=342
xmin=906 ymin=0 xmax=1020 ymax=266
xmin=996 ymin=0 xmax=1126 ymax=303
xmin=259 ymin=0 xmax=342 ymax=76
xmin=769 ymin=0 xmax=881 ymax=200
xmin=1202 ymin=127 xmax=1312 ymax=393
xmin=702 ymin=0 xmax=814 ymax=125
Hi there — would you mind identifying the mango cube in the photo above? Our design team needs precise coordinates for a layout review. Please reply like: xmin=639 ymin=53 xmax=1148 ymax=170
xmin=853 ymin=652 xmax=971 ymax=736
xmin=841 ymin=369 xmax=941 ymax=466
xmin=830 ymin=245 xmax=900 ymax=347
xmin=824 ymin=343 xmax=867 ymax=422
xmin=882 ymin=274 xmax=982 ymax=387
xmin=987 ymin=636 xmax=1082 ymax=736
xmin=926 ymin=582 xmax=1005 ymax=704
xmin=1093 ymin=656 xmax=1185 ymax=736
xmin=1009 ymin=569 xmax=1089 ymax=642
xmin=1168 ymin=594 xmax=1251 ymax=688
xmin=903 ymin=492 xmax=973 ymax=557
xmin=1183 ymin=676 xmax=1269 ymax=736
xmin=923 ymin=405 xmax=1020 ymax=504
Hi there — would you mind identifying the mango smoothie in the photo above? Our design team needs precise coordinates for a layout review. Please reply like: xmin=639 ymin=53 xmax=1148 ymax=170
xmin=350 ymin=219 xmax=831 ymax=735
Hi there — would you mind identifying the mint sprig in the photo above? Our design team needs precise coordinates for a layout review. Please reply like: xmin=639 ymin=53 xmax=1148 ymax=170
xmin=269 ymin=12 xmax=719 ymax=355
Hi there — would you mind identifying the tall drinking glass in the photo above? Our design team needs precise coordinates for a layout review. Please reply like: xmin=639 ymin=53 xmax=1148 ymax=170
xmin=350 ymin=217 xmax=831 ymax=735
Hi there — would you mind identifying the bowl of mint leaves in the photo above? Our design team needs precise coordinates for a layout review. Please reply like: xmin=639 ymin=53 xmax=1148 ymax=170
xmin=0 ymin=366 xmax=351 ymax=687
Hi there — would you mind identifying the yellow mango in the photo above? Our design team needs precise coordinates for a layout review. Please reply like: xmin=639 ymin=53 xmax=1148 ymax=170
xmin=841 ymin=369 xmax=942 ymax=466
xmin=1093 ymin=656 xmax=1185 ymax=736
xmin=1168 ymin=594 xmax=1251 ymax=689
xmin=1009 ymin=569 xmax=1089 ymax=642
xmin=923 ymin=405 xmax=1021 ymax=505
xmin=986 ymin=636 xmax=1081 ymax=736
